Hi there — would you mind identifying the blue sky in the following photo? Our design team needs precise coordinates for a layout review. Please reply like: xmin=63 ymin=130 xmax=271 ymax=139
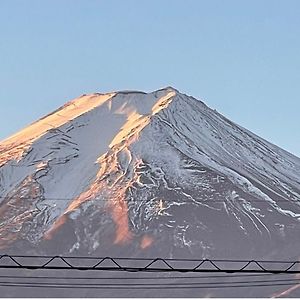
xmin=1 ymin=0 xmax=300 ymax=156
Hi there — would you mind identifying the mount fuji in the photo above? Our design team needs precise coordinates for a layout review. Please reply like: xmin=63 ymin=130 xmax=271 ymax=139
xmin=0 ymin=87 xmax=300 ymax=297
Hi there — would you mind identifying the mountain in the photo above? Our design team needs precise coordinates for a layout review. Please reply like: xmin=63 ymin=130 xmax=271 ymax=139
xmin=0 ymin=87 xmax=300 ymax=297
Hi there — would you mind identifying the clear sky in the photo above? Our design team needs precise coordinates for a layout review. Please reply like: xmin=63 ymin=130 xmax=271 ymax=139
xmin=1 ymin=0 xmax=299 ymax=157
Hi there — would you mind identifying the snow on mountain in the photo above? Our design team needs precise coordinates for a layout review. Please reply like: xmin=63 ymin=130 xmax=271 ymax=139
xmin=1 ymin=87 xmax=300 ymax=297
xmin=0 ymin=87 xmax=300 ymax=261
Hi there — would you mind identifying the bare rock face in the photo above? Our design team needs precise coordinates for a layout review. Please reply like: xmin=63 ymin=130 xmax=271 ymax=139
xmin=1 ymin=87 xmax=300 ymax=297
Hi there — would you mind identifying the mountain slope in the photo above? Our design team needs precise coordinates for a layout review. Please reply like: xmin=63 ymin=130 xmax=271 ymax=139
xmin=0 ymin=87 xmax=300 ymax=258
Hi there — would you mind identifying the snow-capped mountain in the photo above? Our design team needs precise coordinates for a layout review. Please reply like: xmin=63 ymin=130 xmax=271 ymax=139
xmin=1 ymin=86 xmax=300 ymax=255
xmin=0 ymin=87 xmax=300 ymax=296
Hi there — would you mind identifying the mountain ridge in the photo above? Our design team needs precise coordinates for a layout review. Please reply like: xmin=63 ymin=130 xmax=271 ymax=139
xmin=0 ymin=87 xmax=299 ymax=258
xmin=1 ymin=87 xmax=300 ymax=296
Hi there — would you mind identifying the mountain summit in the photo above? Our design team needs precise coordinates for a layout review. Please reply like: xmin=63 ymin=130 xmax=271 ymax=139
xmin=0 ymin=87 xmax=300 ymax=261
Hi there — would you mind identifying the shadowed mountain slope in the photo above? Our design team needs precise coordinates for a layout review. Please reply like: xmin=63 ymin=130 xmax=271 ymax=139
xmin=0 ymin=87 xmax=300 ymax=297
